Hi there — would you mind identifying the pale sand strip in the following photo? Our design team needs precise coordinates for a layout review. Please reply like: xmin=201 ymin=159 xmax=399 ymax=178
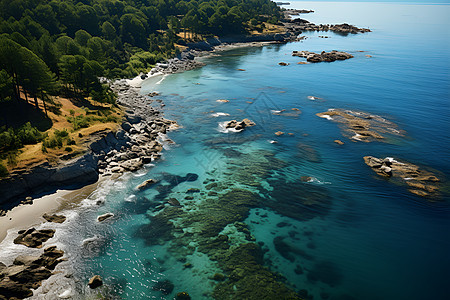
xmin=0 ymin=181 xmax=100 ymax=243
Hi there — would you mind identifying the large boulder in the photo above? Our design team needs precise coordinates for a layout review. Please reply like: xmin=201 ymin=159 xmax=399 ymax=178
xmin=14 ymin=228 xmax=55 ymax=248
xmin=224 ymin=119 xmax=256 ymax=131
xmin=136 ymin=179 xmax=158 ymax=191
xmin=88 ymin=275 xmax=103 ymax=289
xmin=42 ymin=213 xmax=66 ymax=223
xmin=97 ymin=213 xmax=114 ymax=222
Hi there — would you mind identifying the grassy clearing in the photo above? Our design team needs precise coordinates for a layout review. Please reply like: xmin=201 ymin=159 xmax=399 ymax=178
xmin=1 ymin=95 xmax=123 ymax=173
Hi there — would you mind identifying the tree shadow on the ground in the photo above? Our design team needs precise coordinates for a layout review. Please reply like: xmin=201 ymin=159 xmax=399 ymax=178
xmin=0 ymin=100 xmax=52 ymax=131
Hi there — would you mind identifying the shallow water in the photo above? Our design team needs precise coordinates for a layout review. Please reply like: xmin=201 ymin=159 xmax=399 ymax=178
xmin=2 ymin=2 xmax=449 ymax=300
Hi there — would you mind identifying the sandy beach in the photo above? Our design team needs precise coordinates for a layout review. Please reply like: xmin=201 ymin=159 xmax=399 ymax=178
xmin=0 ymin=181 xmax=100 ymax=243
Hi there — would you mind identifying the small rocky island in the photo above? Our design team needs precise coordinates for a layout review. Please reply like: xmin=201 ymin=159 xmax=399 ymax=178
xmin=316 ymin=109 xmax=405 ymax=142
xmin=224 ymin=119 xmax=256 ymax=131
xmin=293 ymin=50 xmax=353 ymax=62
xmin=283 ymin=16 xmax=371 ymax=34
xmin=364 ymin=156 xmax=441 ymax=198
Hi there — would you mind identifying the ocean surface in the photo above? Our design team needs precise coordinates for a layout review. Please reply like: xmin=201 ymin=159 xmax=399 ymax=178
xmin=2 ymin=1 xmax=450 ymax=300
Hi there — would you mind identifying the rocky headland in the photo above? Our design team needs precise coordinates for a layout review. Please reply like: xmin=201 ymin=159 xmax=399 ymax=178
xmin=292 ymin=50 xmax=353 ymax=62
xmin=0 ymin=80 xmax=177 ymax=212
xmin=364 ymin=156 xmax=442 ymax=198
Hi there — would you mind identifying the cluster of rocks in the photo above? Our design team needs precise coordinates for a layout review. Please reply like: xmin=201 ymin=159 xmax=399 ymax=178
xmin=283 ymin=9 xmax=314 ymax=18
xmin=364 ymin=156 xmax=441 ymax=197
xmin=94 ymin=81 xmax=179 ymax=175
xmin=14 ymin=228 xmax=55 ymax=248
xmin=282 ymin=15 xmax=370 ymax=35
xmin=300 ymin=23 xmax=371 ymax=34
xmin=1 ymin=218 xmax=67 ymax=299
xmin=225 ymin=119 xmax=256 ymax=131
xmin=316 ymin=109 xmax=405 ymax=143
xmin=147 ymin=54 xmax=205 ymax=76
xmin=0 ymin=246 xmax=65 ymax=299
xmin=293 ymin=50 xmax=353 ymax=62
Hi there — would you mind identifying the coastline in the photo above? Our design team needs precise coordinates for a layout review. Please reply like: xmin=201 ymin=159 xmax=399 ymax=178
xmin=0 ymin=181 xmax=100 ymax=243
xmin=0 ymin=12 xmax=376 ymax=298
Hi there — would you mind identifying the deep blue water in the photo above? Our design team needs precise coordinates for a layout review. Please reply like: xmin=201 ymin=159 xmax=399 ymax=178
xmin=18 ymin=2 xmax=450 ymax=300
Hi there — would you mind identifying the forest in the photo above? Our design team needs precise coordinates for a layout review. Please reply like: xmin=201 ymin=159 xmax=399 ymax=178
xmin=0 ymin=0 xmax=282 ymax=176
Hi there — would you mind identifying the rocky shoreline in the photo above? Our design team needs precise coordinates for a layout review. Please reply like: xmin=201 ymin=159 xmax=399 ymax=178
xmin=0 ymin=80 xmax=177 ymax=212
xmin=0 ymin=11 xmax=374 ymax=299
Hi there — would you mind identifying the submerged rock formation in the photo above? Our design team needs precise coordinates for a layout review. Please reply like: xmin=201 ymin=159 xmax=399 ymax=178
xmin=293 ymin=50 xmax=353 ymax=62
xmin=316 ymin=109 xmax=405 ymax=142
xmin=364 ymin=156 xmax=442 ymax=198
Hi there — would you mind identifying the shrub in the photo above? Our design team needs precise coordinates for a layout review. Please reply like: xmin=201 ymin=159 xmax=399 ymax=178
xmin=54 ymin=129 xmax=69 ymax=138
xmin=0 ymin=123 xmax=44 ymax=153
xmin=7 ymin=152 xmax=17 ymax=166
xmin=0 ymin=163 xmax=8 ymax=177
xmin=16 ymin=122 xmax=44 ymax=145
xmin=43 ymin=135 xmax=63 ymax=149
xmin=64 ymin=147 xmax=73 ymax=152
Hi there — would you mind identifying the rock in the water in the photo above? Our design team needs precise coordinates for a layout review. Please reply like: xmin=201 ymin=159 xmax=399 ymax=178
xmin=275 ymin=131 xmax=284 ymax=136
xmin=176 ymin=292 xmax=191 ymax=300
xmin=293 ymin=50 xmax=353 ymax=63
xmin=13 ymin=228 xmax=55 ymax=248
xmin=300 ymin=176 xmax=313 ymax=182
xmin=152 ymin=279 xmax=174 ymax=295
xmin=43 ymin=213 xmax=66 ymax=223
xmin=136 ymin=179 xmax=158 ymax=190
xmin=278 ymin=62 xmax=289 ymax=66
xmin=334 ymin=140 xmax=344 ymax=145
xmin=167 ymin=198 xmax=181 ymax=207
xmin=97 ymin=213 xmax=114 ymax=222
xmin=224 ymin=119 xmax=256 ymax=131
xmin=364 ymin=156 xmax=441 ymax=198
xmin=316 ymin=109 xmax=404 ymax=143
xmin=88 ymin=275 xmax=103 ymax=289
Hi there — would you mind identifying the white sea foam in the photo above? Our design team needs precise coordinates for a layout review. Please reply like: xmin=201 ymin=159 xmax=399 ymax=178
xmin=58 ymin=289 xmax=74 ymax=298
xmin=125 ymin=194 xmax=137 ymax=202
xmin=270 ymin=110 xmax=285 ymax=115
xmin=155 ymin=74 xmax=167 ymax=85
xmin=319 ymin=114 xmax=333 ymax=120
xmin=307 ymin=96 xmax=321 ymax=100
xmin=352 ymin=133 xmax=363 ymax=141
xmin=305 ymin=176 xmax=331 ymax=185
xmin=211 ymin=112 xmax=230 ymax=117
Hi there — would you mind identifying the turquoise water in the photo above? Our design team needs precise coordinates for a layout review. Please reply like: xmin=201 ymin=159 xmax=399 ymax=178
xmin=46 ymin=2 xmax=450 ymax=300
